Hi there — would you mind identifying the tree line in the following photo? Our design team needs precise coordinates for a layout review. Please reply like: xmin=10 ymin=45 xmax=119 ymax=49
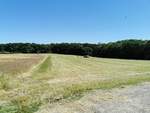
xmin=0 ymin=39 xmax=150 ymax=60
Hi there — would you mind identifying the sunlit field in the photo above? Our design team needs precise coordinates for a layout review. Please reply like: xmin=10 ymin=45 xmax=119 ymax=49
xmin=0 ymin=54 xmax=44 ymax=75
xmin=0 ymin=54 xmax=150 ymax=113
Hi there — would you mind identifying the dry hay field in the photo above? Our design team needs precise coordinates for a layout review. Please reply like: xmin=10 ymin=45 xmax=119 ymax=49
xmin=0 ymin=54 xmax=150 ymax=113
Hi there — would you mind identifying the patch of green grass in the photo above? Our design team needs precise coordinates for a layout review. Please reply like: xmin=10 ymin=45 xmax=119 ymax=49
xmin=0 ymin=94 xmax=42 ymax=113
xmin=0 ymin=101 xmax=41 ymax=113
xmin=36 ymin=56 xmax=51 ymax=73
xmin=0 ymin=104 xmax=17 ymax=113
xmin=31 ymin=56 xmax=52 ymax=78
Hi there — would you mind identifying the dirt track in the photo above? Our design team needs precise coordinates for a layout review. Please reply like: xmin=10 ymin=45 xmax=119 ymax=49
xmin=37 ymin=82 xmax=150 ymax=113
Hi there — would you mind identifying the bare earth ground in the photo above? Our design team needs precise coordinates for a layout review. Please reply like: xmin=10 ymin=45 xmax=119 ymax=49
xmin=37 ymin=82 xmax=150 ymax=113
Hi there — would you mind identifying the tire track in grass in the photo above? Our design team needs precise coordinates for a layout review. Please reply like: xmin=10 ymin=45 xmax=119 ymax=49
xmin=20 ymin=55 xmax=48 ymax=78
xmin=35 ymin=56 xmax=51 ymax=73
xmin=31 ymin=55 xmax=52 ymax=78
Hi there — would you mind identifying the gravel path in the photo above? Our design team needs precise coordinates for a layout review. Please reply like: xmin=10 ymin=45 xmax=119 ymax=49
xmin=37 ymin=82 xmax=150 ymax=113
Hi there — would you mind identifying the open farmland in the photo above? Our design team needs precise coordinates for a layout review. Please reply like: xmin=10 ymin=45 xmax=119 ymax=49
xmin=0 ymin=54 xmax=44 ymax=75
xmin=0 ymin=54 xmax=150 ymax=113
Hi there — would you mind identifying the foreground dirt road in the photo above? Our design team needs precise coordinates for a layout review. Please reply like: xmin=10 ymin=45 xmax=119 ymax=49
xmin=37 ymin=82 xmax=150 ymax=113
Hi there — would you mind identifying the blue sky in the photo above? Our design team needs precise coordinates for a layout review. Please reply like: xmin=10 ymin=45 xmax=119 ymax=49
xmin=0 ymin=0 xmax=150 ymax=43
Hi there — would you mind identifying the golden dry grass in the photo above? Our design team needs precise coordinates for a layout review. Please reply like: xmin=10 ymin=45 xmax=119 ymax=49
xmin=0 ymin=54 xmax=44 ymax=75
xmin=0 ymin=54 xmax=150 ymax=113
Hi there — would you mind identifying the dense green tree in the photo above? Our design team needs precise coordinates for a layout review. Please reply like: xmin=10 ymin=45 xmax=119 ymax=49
xmin=0 ymin=39 xmax=149 ymax=60
xmin=82 ymin=47 xmax=93 ymax=56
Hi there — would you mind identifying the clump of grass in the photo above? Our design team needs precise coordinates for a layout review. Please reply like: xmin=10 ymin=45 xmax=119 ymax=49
xmin=10 ymin=96 xmax=41 ymax=113
xmin=0 ymin=74 xmax=10 ymax=90
xmin=0 ymin=95 xmax=42 ymax=113
xmin=0 ymin=104 xmax=17 ymax=113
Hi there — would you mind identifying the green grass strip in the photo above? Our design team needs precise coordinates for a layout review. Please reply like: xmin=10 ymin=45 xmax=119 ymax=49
xmin=31 ymin=56 xmax=52 ymax=77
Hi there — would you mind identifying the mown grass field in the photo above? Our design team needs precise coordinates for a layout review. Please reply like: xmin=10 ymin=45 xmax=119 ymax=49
xmin=0 ymin=54 xmax=150 ymax=113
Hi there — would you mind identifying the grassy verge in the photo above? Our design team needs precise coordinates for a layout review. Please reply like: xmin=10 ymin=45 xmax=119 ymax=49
xmin=48 ymin=75 xmax=150 ymax=101
xmin=1 ymin=75 xmax=150 ymax=113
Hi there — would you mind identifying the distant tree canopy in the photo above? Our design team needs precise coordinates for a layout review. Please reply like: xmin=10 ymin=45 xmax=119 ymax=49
xmin=0 ymin=39 xmax=150 ymax=60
